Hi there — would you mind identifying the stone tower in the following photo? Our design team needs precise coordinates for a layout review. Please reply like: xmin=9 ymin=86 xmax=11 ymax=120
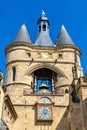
xmin=1 ymin=10 xmax=87 ymax=130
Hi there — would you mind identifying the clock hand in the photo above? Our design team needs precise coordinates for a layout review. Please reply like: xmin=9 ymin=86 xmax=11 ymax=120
xmin=43 ymin=107 xmax=46 ymax=115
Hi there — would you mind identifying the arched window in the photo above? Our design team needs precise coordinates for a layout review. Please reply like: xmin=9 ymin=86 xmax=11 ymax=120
xmin=43 ymin=24 xmax=46 ymax=31
xmin=12 ymin=67 xmax=16 ymax=81
xmin=39 ymin=97 xmax=51 ymax=104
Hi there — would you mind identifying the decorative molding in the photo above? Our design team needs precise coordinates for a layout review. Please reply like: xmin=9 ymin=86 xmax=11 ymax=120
xmin=6 ymin=59 xmax=75 ymax=67
xmin=5 ymin=82 xmax=31 ymax=88
xmin=5 ymin=42 xmax=81 ymax=55
xmin=26 ymin=63 xmax=68 ymax=78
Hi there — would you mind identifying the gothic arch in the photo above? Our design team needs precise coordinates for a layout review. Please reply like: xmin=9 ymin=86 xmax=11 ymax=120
xmin=27 ymin=63 xmax=68 ymax=78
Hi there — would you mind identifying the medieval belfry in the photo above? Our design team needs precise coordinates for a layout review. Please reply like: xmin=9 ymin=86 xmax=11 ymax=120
xmin=0 ymin=10 xmax=87 ymax=130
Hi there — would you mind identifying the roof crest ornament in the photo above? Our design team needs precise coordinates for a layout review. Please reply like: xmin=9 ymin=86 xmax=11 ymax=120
xmin=42 ymin=10 xmax=46 ymax=17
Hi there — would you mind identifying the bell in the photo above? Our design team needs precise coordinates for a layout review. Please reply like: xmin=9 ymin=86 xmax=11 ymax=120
xmin=40 ymin=80 xmax=48 ymax=89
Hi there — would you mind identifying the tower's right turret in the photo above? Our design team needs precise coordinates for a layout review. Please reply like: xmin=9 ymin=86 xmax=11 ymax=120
xmin=55 ymin=25 xmax=83 ymax=86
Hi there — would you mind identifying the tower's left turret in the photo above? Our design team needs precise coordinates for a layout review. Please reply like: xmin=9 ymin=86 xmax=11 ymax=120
xmin=5 ymin=24 xmax=33 ymax=93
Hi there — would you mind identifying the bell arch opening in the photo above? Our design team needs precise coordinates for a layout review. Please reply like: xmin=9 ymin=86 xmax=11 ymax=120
xmin=33 ymin=68 xmax=57 ymax=93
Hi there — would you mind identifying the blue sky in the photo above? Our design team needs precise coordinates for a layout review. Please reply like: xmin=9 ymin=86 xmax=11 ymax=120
xmin=0 ymin=0 xmax=87 ymax=78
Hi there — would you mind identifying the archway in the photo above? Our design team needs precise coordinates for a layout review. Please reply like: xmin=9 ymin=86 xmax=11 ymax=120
xmin=34 ymin=68 xmax=57 ymax=91
xmin=27 ymin=63 xmax=67 ymax=78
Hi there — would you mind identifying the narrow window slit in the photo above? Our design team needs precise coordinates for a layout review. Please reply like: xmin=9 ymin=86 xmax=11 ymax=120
xmin=12 ymin=67 xmax=16 ymax=81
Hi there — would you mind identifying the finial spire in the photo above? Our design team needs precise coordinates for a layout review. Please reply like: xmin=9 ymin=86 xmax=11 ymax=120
xmin=42 ymin=10 xmax=46 ymax=17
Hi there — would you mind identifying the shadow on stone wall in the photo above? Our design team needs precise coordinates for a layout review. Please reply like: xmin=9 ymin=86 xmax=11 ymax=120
xmin=55 ymin=107 xmax=71 ymax=130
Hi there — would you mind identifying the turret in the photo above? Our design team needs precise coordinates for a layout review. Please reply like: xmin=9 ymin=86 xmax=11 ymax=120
xmin=35 ymin=10 xmax=54 ymax=46
xmin=37 ymin=10 xmax=50 ymax=33
xmin=5 ymin=24 xmax=33 ymax=87
xmin=55 ymin=25 xmax=83 ymax=80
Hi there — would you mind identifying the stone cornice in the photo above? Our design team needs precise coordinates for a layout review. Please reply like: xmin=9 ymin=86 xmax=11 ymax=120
xmin=6 ymin=59 xmax=75 ymax=67
xmin=12 ymin=104 xmax=69 ymax=107
xmin=79 ymin=84 xmax=87 ymax=88
xmin=5 ymin=82 xmax=31 ymax=88
xmin=5 ymin=42 xmax=81 ymax=55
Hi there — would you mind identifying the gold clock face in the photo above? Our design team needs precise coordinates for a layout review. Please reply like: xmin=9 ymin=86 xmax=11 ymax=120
xmin=37 ymin=104 xmax=53 ymax=121
xmin=37 ymin=98 xmax=53 ymax=122
xmin=39 ymin=106 xmax=52 ymax=120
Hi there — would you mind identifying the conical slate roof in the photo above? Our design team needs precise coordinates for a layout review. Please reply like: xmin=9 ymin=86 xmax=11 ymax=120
xmin=35 ymin=32 xmax=54 ymax=47
xmin=56 ymin=25 xmax=74 ymax=46
xmin=13 ymin=24 xmax=32 ymax=44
